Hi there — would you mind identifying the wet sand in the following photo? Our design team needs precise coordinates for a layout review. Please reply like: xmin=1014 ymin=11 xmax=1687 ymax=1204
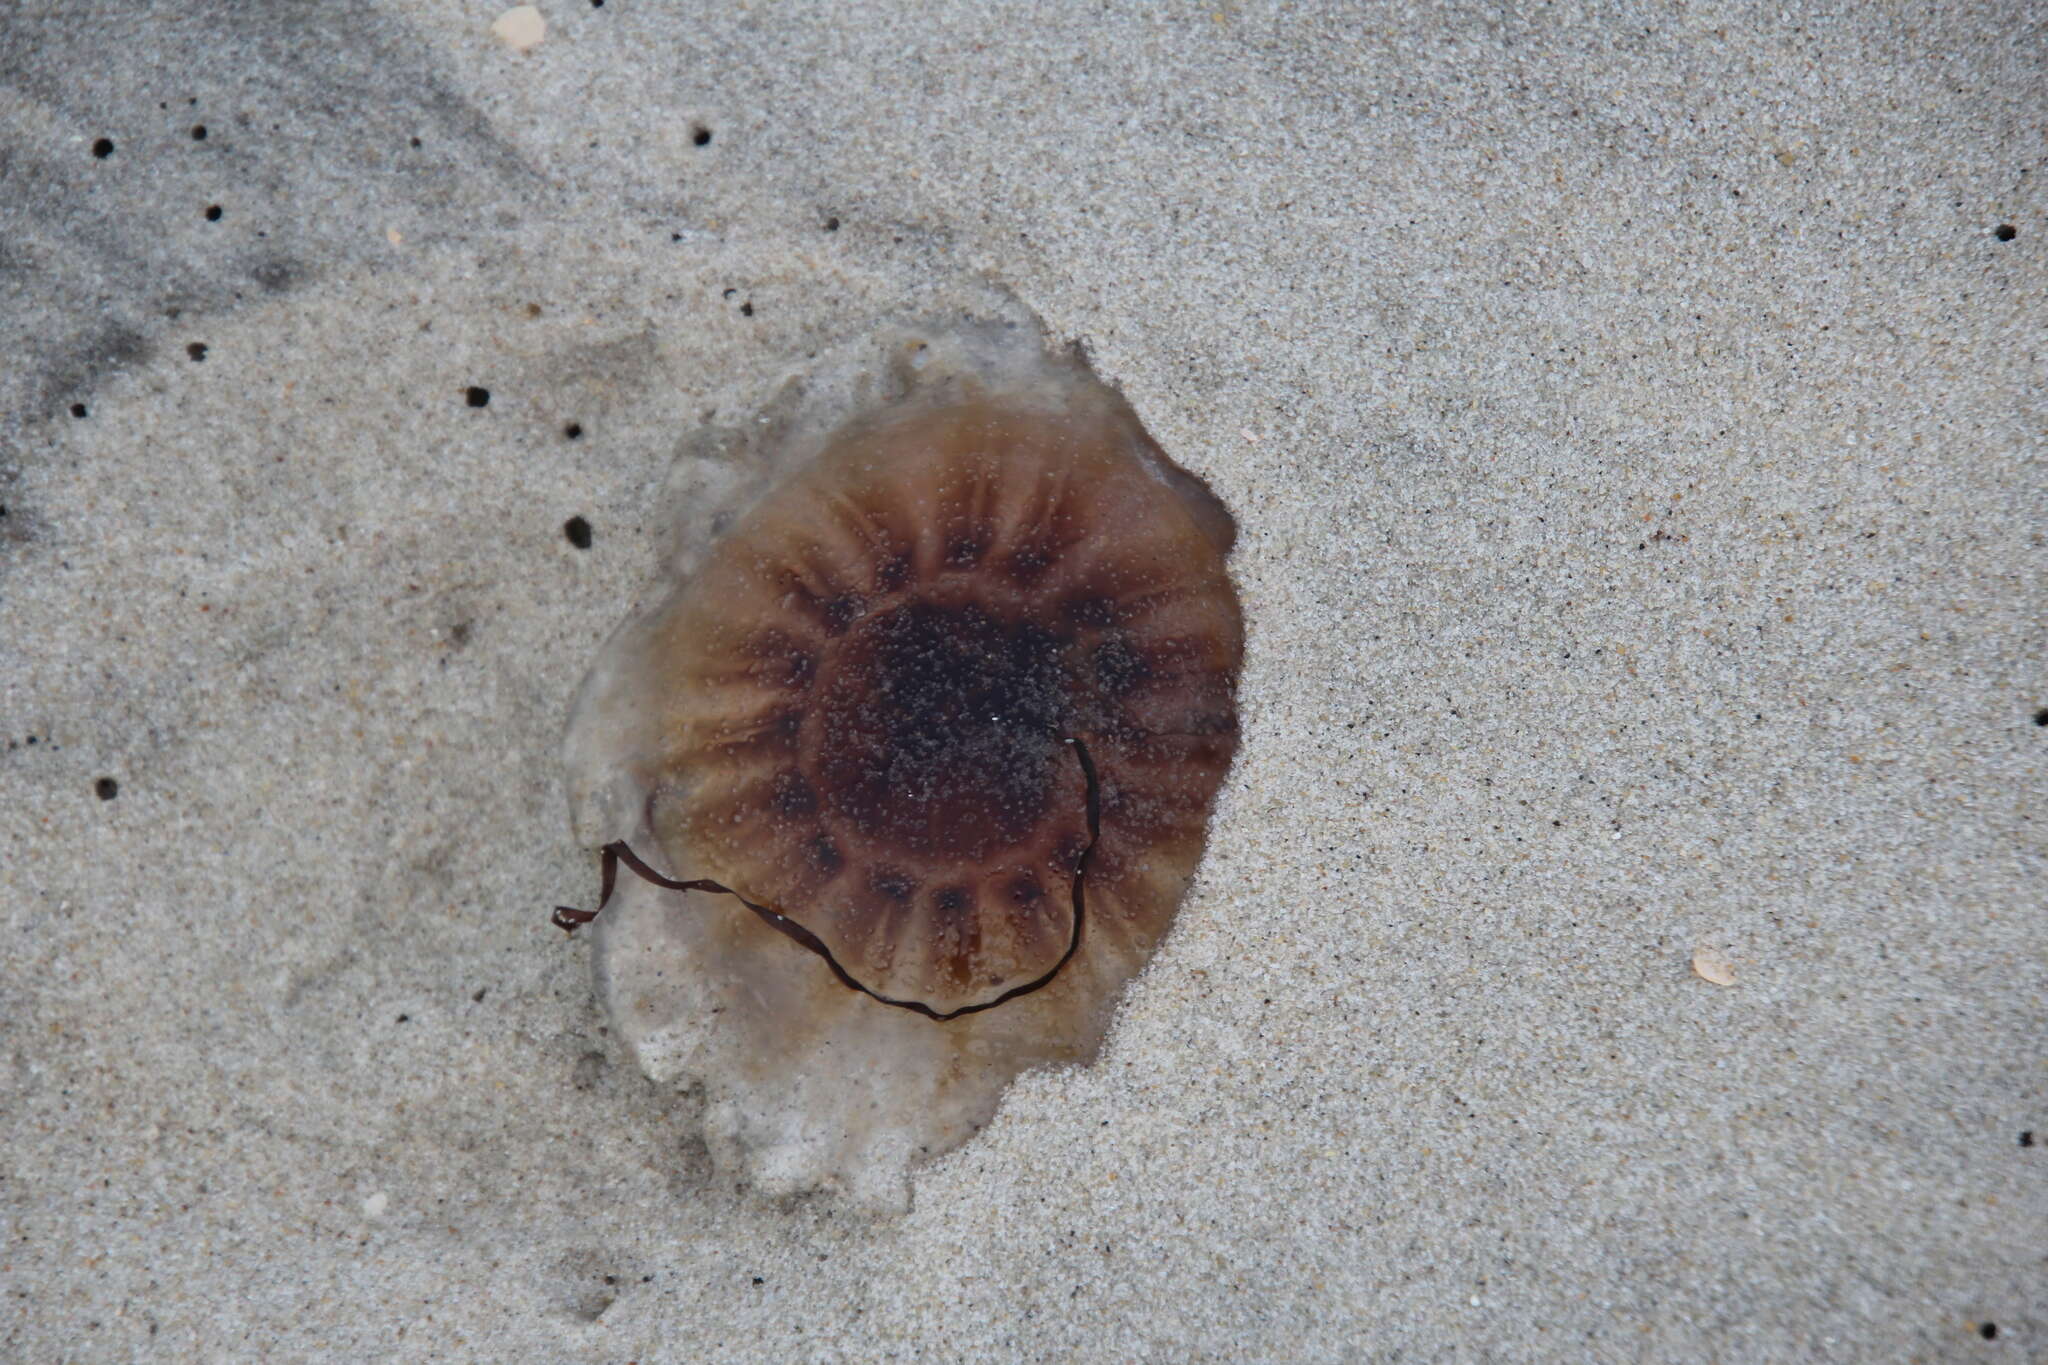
xmin=3 ymin=3 xmax=2041 ymax=1358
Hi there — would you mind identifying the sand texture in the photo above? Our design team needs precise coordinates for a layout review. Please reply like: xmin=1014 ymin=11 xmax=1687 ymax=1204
xmin=3 ymin=2 xmax=2042 ymax=1359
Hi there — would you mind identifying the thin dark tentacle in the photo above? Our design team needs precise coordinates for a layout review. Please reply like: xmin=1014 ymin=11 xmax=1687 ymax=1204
xmin=552 ymin=736 xmax=1102 ymax=1022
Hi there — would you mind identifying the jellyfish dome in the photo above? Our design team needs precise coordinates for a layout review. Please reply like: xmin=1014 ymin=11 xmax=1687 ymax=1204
xmin=561 ymin=313 xmax=1242 ymax=1209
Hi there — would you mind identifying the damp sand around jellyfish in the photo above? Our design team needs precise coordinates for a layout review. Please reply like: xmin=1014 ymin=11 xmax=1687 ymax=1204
xmin=559 ymin=312 xmax=1243 ymax=1209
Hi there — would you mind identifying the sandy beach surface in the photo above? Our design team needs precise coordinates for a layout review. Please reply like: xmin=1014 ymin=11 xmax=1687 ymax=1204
xmin=3 ymin=3 xmax=2042 ymax=1359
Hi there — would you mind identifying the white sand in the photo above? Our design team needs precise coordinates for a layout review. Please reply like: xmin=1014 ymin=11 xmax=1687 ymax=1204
xmin=3 ymin=2 xmax=2041 ymax=1358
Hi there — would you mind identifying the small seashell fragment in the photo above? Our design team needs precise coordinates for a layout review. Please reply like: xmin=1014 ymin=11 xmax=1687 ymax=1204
xmin=1691 ymin=946 xmax=1737 ymax=986
xmin=491 ymin=5 xmax=546 ymax=53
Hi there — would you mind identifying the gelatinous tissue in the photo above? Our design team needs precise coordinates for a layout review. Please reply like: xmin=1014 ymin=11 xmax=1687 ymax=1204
xmin=560 ymin=307 xmax=1243 ymax=1209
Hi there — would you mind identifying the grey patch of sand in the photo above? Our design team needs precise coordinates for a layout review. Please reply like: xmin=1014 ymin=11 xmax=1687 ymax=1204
xmin=3 ymin=1 xmax=2041 ymax=1359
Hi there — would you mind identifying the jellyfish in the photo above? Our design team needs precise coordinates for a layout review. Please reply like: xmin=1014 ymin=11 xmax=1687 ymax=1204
xmin=560 ymin=313 xmax=1242 ymax=1208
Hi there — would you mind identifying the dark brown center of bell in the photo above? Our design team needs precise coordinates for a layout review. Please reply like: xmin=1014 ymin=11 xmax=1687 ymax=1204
xmin=813 ymin=599 xmax=1067 ymax=860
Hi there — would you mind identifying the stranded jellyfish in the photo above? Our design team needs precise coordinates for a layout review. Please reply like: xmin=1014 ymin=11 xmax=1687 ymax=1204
xmin=559 ymin=315 xmax=1242 ymax=1208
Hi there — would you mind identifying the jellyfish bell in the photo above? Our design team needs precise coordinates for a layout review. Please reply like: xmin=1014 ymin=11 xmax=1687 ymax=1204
xmin=560 ymin=314 xmax=1242 ymax=1209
